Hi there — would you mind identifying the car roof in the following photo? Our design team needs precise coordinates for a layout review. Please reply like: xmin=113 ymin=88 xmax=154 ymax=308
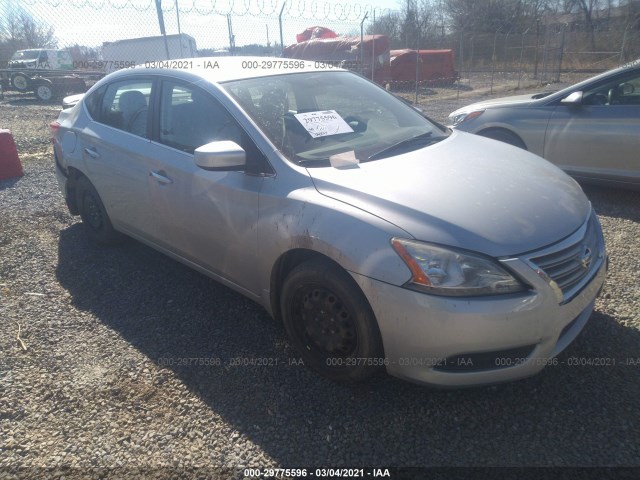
xmin=115 ymin=56 xmax=346 ymax=84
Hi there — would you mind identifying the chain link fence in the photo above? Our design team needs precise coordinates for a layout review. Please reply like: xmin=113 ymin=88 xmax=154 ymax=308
xmin=452 ymin=20 xmax=638 ymax=91
xmin=1 ymin=0 xmax=639 ymax=104
xmin=0 ymin=0 xmax=374 ymax=60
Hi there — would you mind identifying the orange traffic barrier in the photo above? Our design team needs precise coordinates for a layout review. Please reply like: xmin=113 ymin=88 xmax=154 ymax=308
xmin=0 ymin=129 xmax=23 ymax=180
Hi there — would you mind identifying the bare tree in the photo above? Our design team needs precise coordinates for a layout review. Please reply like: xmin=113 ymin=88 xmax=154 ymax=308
xmin=0 ymin=9 xmax=20 ymax=43
xmin=0 ymin=9 xmax=56 ymax=50
xmin=17 ymin=12 xmax=56 ymax=48
xmin=570 ymin=0 xmax=600 ymax=50
xmin=446 ymin=0 xmax=569 ymax=35
xmin=67 ymin=43 xmax=101 ymax=62
xmin=367 ymin=1 xmax=438 ymax=49
xmin=403 ymin=0 xmax=438 ymax=48
xmin=366 ymin=11 xmax=403 ymax=46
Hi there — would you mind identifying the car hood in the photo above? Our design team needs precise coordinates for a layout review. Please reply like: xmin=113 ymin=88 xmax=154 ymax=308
xmin=307 ymin=131 xmax=589 ymax=257
xmin=9 ymin=60 xmax=37 ymax=68
xmin=449 ymin=93 xmax=547 ymax=117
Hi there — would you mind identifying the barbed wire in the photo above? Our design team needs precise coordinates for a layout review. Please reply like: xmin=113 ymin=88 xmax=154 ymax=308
xmin=19 ymin=0 xmax=395 ymax=20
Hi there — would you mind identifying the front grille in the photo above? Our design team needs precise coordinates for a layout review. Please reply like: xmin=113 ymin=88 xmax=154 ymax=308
xmin=529 ymin=213 xmax=602 ymax=303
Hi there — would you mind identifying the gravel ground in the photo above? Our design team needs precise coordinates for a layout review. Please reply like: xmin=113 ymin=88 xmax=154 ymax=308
xmin=1 ymin=82 xmax=639 ymax=479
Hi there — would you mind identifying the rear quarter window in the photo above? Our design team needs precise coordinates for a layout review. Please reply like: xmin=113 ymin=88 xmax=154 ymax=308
xmin=84 ymin=85 xmax=106 ymax=119
xmin=88 ymin=80 xmax=152 ymax=138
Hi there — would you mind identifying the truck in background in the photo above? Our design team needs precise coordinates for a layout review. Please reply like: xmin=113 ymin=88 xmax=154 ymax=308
xmin=0 ymin=48 xmax=98 ymax=101
xmin=101 ymin=34 xmax=197 ymax=73
xmin=0 ymin=34 xmax=198 ymax=102
xmin=283 ymin=35 xmax=392 ymax=84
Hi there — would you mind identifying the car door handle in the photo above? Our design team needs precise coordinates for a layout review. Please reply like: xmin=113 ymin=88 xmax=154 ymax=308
xmin=83 ymin=147 xmax=100 ymax=159
xmin=150 ymin=170 xmax=173 ymax=185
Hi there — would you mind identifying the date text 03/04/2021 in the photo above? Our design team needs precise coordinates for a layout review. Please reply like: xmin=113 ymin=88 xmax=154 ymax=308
xmin=243 ymin=468 xmax=392 ymax=478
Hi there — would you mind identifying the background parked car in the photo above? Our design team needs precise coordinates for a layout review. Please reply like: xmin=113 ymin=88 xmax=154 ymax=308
xmin=448 ymin=62 xmax=640 ymax=189
xmin=3 ymin=49 xmax=74 ymax=92
xmin=7 ymin=48 xmax=74 ymax=72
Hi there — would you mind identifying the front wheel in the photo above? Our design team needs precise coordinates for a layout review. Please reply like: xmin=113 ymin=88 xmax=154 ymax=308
xmin=76 ymin=176 xmax=123 ymax=245
xmin=280 ymin=259 xmax=384 ymax=382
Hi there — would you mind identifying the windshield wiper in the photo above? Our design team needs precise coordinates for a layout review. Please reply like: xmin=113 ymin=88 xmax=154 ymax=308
xmin=532 ymin=91 xmax=556 ymax=99
xmin=294 ymin=155 xmax=331 ymax=167
xmin=368 ymin=132 xmax=439 ymax=161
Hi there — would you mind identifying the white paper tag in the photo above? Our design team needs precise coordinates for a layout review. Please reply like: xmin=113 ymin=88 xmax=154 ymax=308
xmin=329 ymin=150 xmax=359 ymax=168
xmin=294 ymin=110 xmax=354 ymax=138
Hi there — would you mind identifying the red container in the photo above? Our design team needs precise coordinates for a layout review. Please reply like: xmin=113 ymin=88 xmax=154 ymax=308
xmin=389 ymin=49 xmax=459 ymax=85
xmin=0 ymin=129 xmax=23 ymax=180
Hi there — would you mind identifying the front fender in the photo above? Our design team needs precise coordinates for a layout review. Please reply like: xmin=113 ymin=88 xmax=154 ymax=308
xmin=457 ymin=108 xmax=552 ymax=157
xmin=256 ymin=179 xmax=412 ymax=313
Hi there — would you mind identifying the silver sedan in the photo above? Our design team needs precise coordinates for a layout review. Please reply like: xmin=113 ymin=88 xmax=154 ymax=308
xmin=449 ymin=62 xmax=640 ymax=189
xmin=52 ymin=57 xmax=606 ymax=387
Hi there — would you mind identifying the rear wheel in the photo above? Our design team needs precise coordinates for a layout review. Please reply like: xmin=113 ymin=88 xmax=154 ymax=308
xmin=478 ymin=128 xmax=527 ymax=150
xmin=11 ymin=73 xmax=29 ymax=91
xmin=34 ymin=82 xmax=55 ymax=102
xmin=76 ymin=176 xmax=123 ymax=245
xmin=280 ymin=259 xmax=384 ymax=382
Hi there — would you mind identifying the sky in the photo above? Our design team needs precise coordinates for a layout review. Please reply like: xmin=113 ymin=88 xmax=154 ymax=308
xmin=8 ymin=0 xmax=403 ymax=52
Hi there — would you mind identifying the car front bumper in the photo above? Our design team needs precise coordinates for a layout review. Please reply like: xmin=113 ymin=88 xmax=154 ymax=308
xmin=351 ymin=249 xmax=606 ymax=387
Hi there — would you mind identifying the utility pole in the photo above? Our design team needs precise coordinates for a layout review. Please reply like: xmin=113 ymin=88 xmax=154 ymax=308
xmin=155 ymin=0 xmax=171 ymax=60
xmin=360 ymin=12 xmax=368 ymax=77
xmin=227 ymin=14 xmax=235 ymax=55
xmin=175 ymin=0 xmax=183 ymax=57
xmin=279 ymin=2 xmax=286 ymax=55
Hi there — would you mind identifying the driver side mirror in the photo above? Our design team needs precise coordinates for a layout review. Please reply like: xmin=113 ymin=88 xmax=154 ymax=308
xmin=561 ymin=91 xmax=583 ymax=105
xmin=194 ymin=141 xmax=246 ymax=171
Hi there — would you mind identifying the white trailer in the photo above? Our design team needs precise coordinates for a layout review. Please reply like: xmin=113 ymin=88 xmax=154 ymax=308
xmin=101 ymin=34 xmax=197 ymax=72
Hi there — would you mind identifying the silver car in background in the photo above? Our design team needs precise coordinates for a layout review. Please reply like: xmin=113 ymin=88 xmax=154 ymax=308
xmin=51 ymin=58 xmax=606 ymax=387
xmin=449 ymin=62 xmax=640 ymax=189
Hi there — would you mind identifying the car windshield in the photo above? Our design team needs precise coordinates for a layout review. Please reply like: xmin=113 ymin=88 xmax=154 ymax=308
xmin=11 ymin=50 xmax=40 ymax=60
xmin=222 ymin=71 xmax=448 ymax=165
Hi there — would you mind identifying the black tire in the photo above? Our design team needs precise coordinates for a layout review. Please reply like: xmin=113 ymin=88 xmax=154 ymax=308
xmin=478 ymin=128 xmax=527 ymax=150
xmin=75 ymin=176 xmax=123 ymax=245
xmin=11 ymin=72 xmax=29 ymax=91
xmin=34 ymin=81 xmax=55 ymax=102
xmin=280 ymin=259 xmax=384 ymax=382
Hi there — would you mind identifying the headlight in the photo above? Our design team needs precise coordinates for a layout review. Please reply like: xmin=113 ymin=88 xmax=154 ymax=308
xmin=391 ymin=238 xmax=527 ymax=296
xmin=449 ymin=110 xmax=484 ymax=126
